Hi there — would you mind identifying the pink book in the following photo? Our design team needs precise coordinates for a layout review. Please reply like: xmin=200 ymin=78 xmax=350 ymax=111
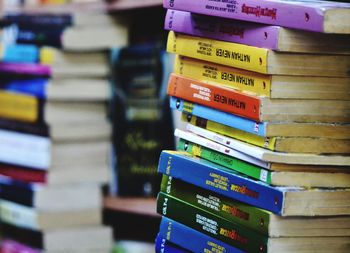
xmin=1 ymin=239 xmax=41 ymax=253
xmin=163 ymin=0 xmax=350 ymax=34
xmin=0 ymin=63 xmax=51 ymax=76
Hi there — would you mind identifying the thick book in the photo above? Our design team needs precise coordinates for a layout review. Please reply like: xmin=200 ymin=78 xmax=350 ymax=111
xmin=170 ymin=97 xmax=350 ymax=139
xmin=158 ymin=217 xmax=244 ymax=253
xmin=0 ymin=222 xmax=113 ymax=252
xmin=0 ymin=179 xmax=101 ymax=211
xmin=161 ymin=175 xmax=350 ymax=236
xmin=167 ymin=31 xmax=350 ymax=77
xmin=0 ymin=199 xmax=101 ymax=230
xmin=157 ymin=191 xmax=268 ymax=252
xmin=177 ymin=138 xmax=350 ymax=188
xmin=0 ymin=43 xmax=47 ymax=64
xmin=158 ymin=198 xmax=350 ymax=253
xmin=174 ymin=56 xmax=350 ymax=100
xmin=157 ymin=150 xmax=350 ymax=215
xmin=174 ymin=128 xmax=350 ymax=166
xmin=163 ymin=0 xmax=350 ymax=34
xmin=185 ymin=121 xmax=350 ymax=154
xmin=165 ymin=10 xmax=350 ymax=54
xmin=167 ymin=73 xmax=350 ymax=123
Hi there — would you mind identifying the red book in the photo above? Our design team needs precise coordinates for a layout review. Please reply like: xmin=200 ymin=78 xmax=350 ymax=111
xmin=167 ymin=73 xmax=260 ymax=121
xmin=0 ymin=164 xmax=46 ymax=184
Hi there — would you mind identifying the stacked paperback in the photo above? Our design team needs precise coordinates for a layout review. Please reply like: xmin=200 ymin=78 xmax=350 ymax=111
xmin=0 ymin=6 xmax=128 ymax=252
xmin=156 ymin=0 xmax=350 ymax=252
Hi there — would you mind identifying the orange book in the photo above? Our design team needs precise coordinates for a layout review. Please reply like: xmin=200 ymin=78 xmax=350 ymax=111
xmin=167 ymin=73 xmax=260 ymax=121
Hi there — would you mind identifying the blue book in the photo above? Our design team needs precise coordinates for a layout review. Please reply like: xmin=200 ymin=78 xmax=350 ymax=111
xmin=158 ymin=217 xmax=245 ymax=253
xmin=0 ymin=78 xmax=48 ymax=99
xmin=169 ymin=97 xmax=267 ymax=136
xmin=1 ymin=43 xmax=40 ymax=64
xmin=157 ymin=150 xmax=283 ymax=214
xmin=157 ymin=150 xmax=350 ymax=216
xmin=155 ymin=233 xmax=190 ymax=253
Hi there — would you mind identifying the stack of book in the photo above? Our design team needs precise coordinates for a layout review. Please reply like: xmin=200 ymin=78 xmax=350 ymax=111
xmin=155 ymin=0 xmax=350 ymax=252
xmin=0 ymin=6 xmax=128 ymax=252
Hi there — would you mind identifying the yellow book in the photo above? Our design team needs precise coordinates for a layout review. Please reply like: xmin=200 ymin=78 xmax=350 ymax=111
xmin=181 ymin=113 xmax=277 ymax=150
xmin=174 ymin=55 xmax=271 ymax=97
xmin=167 ymin=31 xmax=350 ymax=77
xmin=0 ymin=91 xmax=38 ymax=122
xmin=167 ymin=31 xmax=267 ymax=73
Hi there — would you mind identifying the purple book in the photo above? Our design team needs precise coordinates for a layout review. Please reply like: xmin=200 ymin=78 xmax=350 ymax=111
xmin=2 ymin=239 xmax=41 ymax=253
xmin=164 ymin=9 xmax=350 ymax=53
xmin=163 ymin=0 xmax=350 ymax=34
xmin=0 ymin=63 xmax=51 ymax=76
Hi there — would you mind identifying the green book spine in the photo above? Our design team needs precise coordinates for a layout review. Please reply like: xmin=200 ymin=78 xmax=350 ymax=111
xmin=161 ymin=175 xmax=271 ymax=236
xmin=178 ymin=139 xmax=272 ymax=184
xmin=157 ymin=191 xmax=268 ymax=253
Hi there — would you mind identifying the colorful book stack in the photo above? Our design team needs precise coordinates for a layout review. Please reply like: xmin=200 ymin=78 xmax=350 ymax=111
xmin=155 ymin=0 xmax=350 ymax=252
xmin=0 ymin=7 xmax=128 ymax=252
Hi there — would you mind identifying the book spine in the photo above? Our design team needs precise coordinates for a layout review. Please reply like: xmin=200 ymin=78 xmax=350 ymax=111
xmin=167 ymin=31 xmax=268 ymax=73
xmin=168 ymin=74 xmax=261 ymax=121
xmin=177 ymin=138 xmax=272 ymax=184
xmin=1 ymin=239 xmax=41 ymax=253
xmin=157 ymin=150 xmax=284 ymax=214
xmin=155 ymin=234 xmax=190 ymax=253
xmin=161 ymin=175 xmax=271 ymax=235
xmin=157 ymin=192 xmax=268 ymax=252
xmin=158 ymin=216 xmax=245 ymax=253
xmin=0 ymin=129 xmax=51 ymax=170
xmin=182 ymin=113 xmax=276 ymax=150
xmin=174 ymin=128 xmax=269 ymax=169
xmin=0 ymin=164 xmax=46 ymax=183
xmin=4 ymin=13 xmax=72 ymax=27
xmin=169 ymin=97 xmax=267 ymax=136
xmin=0 ymin=44 xmax=39 ymax=64
xmin=163 ymin=0 xmax=332 ymax=33
xmin=0 ymin=91 xmax=39 ymax=122
xmin=1 ymin=78 xmax=49 ymax=99
xmin=0 ymin=200 xmax=38 ymax=230
xmin=174 ymin=55 xmax=272 ymax=98
xmin=165 ymin=9 xmax=280 ymax=50
xmin=0 ymin=62 xmax=51 ymax=76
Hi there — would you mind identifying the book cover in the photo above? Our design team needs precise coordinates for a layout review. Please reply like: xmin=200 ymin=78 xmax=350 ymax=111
xmin=175 ymin=128 xmax=350 ymax=166
xmin=157 ymin=191 xmax=268 ymax=252
xmin=0 ymin=43 xmax=49 ymax=63
xmin=178 ymin=138 xmax=350 ymax=188
xmin=161 ymin=175 xmax=350 ymax=236
xmin=174 ymin=56 xmax=350 ymax=100
xmin=163 ymin=0 xmax=350 ymax=34
xmin=167 ymin=73 xmax=261 ymax=121
xmin=0 ymin=62 xmax=51 ymax=77
xmin=0 ymin=78 xmax=49 ymax=99
xmin=0 ymin=163 xmax=47 ymax=183
xmin=159 ymin=216 xmax=245 ymax=253
xmin=185 ymin=121 xmax=350 ymax=154
xmin=167 ymin=31 xmax=350 ymax=77
xmin=157 ymin=150 xmax=350 ymax=215
xmin=165 ymin=9 xmax=350 ymax=53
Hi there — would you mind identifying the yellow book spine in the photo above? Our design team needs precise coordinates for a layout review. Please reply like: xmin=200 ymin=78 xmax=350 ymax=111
xmin=174 ymin=55 xmax=271 ymax=97
xmin=40 ymin=47 xmax=55 ymax=65
xmin=167 ymin=31 xmax=268 ymax=74
xmin=182 ymin=113 xmax=277 ymax=151
xmin=0 ymin=91 xmax=39 ymax=122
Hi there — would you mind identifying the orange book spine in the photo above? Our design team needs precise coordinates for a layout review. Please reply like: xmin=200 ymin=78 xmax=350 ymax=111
xmin=167 ymin=74 xmax=261 ymax=121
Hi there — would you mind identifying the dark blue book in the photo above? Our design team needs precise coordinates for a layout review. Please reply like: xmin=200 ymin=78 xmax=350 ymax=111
xmin=158 ymin=217 xmax=244 ymax=253
xmin=0 ymin=78 xmax=48 ymax=99
xmin=157 ymin=150 xmax=350 ymax=216
xmin=155 ymin=233 xmax=190 ymax=253
xmin=3 ymin=13 xmax=72 ymax=29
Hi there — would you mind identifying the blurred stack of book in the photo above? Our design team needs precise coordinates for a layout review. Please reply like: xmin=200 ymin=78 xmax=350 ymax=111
xmin=0 ymin=4 xmax=128 ymax=252
xmin=155 ymin=0 xmax=350 ymax=252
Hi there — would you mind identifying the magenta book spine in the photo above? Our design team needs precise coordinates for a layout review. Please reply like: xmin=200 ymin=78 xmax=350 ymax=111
xmin=164 ymin=9 xmax=279 ymax=49
xmin=163 ymin=0 xmax=349 ymax=33
xmin=0 ymin=63 xmax=51 ymax=76
xmin=2 ymin=239 xmax=41 ymax=253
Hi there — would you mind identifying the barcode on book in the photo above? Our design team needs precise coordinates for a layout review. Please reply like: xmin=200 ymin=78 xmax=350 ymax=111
xmin=260 ymin=169 xmax=268 ymax=182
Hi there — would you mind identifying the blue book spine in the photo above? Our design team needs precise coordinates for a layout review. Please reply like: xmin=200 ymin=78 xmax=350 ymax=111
xmin=155 ymin=233 xmax=190 ymax=253
xmin=158 ymin=217 xmax=245 ymax=253
xmin=169 ymin=96 xmax=267 ymax=136
xmin=1 ymin=78 xmax=48 ymax=99
xmin=157 ymin=150 xmax=284 ymax=214
xmin=1 ymin=44 xmax=39 ymax=63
